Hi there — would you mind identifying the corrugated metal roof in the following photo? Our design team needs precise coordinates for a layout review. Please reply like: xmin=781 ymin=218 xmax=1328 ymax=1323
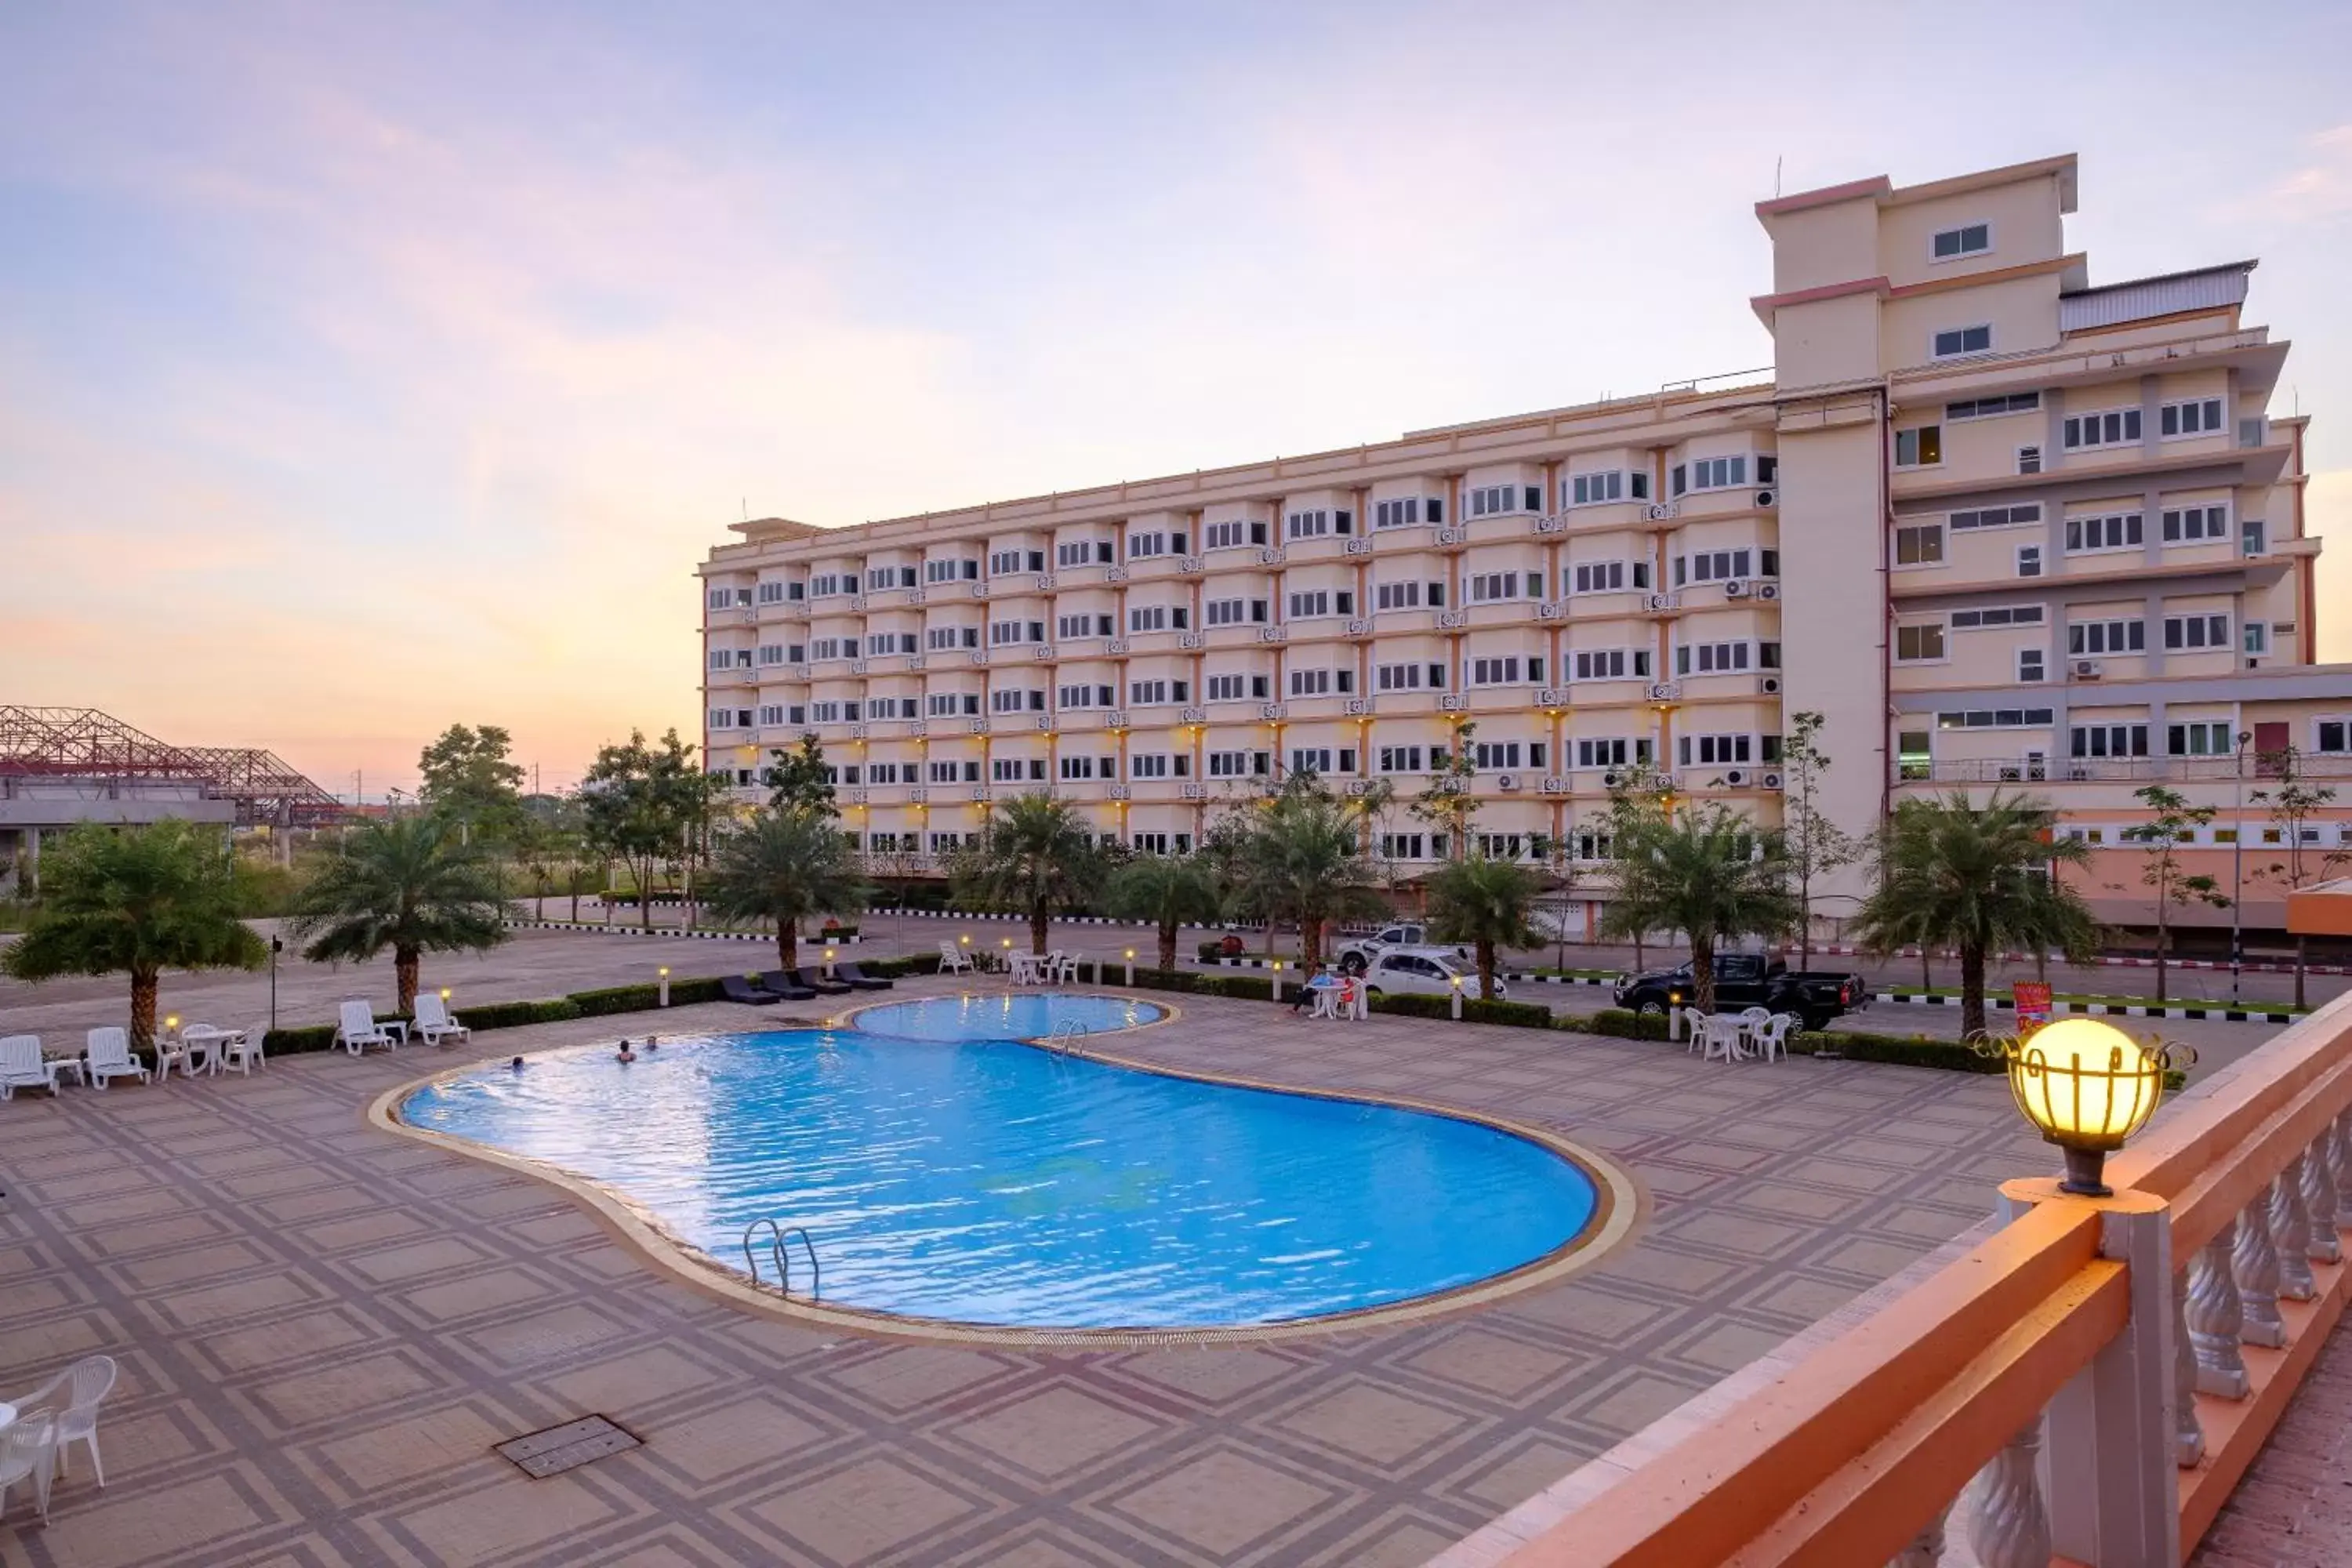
xmin=2060 ymin=262 xmax=2255 ymax=332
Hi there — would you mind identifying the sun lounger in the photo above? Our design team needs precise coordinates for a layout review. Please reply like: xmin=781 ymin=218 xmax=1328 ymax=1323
xmin=721 ymin=975 xmax=783 ymax=1005
xmin=0 ymin=1035 xmax=67 ymax=1099
xmin=335 ymin=1002 xmax=403 ymax=1054
xmin=754 ymin=970 xmax=819 ymax=1001
xmin=833 ymin=961 xmax=892 ymax=992
xmin=792 ymin=966 xmax=854 ymax=996
xmin=84 ymin=1028 xmax=150 ymax=1088
xmin=411 ymin=994 xmax=471 ymax=1046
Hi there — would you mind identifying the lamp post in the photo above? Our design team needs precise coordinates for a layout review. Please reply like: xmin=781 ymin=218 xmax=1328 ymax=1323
xmin=1450 ymin=975 xmax=1463 ymax=1021
xmin=823 ymin=946 xmax=837 ymax=982
xmin=2231 ymin=729 xmax=2252 ymax=1007
xmin=1270 ymin=959 xmax=1283 ymax=1006
xmin=1982 ymin=1018 xmax=2186 ymax=1196
xmin=1123 ymin=948 xmax=1136 ymax=986
xmin=657 ymin=966 xmax=670 ymax=1007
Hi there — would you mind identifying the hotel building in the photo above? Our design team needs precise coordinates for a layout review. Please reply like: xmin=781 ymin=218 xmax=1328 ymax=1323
xmin=699 ymin=153 xmax=2348 ymax=932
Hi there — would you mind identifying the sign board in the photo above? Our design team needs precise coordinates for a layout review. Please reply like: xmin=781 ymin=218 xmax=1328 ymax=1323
xmin=2013 ymin=982 xmax=2053 ymax=1039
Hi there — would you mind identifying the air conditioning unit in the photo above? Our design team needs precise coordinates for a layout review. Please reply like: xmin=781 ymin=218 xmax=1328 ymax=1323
xmin=1181 ymin=782 xmax=1205 ymax=800
xmin=2074 ymin=659 xmax=2103 ymax=680
xmin=1033 ymin=716 xmax=1052 ymax=731
xmin=1539 ymin=776 xmax=1567 ymax=795
xmin=1755 ymin=488 xmax=1777 ymax=508
xmin=1177 ymin=631 xmax=1203 ymax=649
xmin=1435 ymin=527 xmax=1468 ymax=546
xmin=970 ymin=787 xmax=991 ymax=801
xmin=1258 ymin=626 xmax=1287 ymax=643
xmin=1345 ymin=779 xmax=1375 ymax=796
xmin=1722 ymin=579 xmax=1750 ymax=598
xmin=1760 ymin=771 xmax=1784 ymax=789
xmin=1497 ymin=775 xmax=1522 ymax=791
xmin=1537 ymin=601 xmax=1563 ymax=619
xmin=850 ymin=658 xmax=869 ymax=675
xmin=850 ymin=594 xmax=869 ymax=612
xmin=1344 ymin=537 xmax=1372 ymax=556
xmin=1723 ymin=769 xmax=1748 ymax=786
xmin=909 ymin=787 xmax=928 ymax=803
xmin=1179 ymin=705 xmax=1207 ymax=723
xmin=1031 ymin=645 xmax=1054 ymax=660
xmin=1602 ymin=769 xmax=1625 ymax=788
xmin=1261 ymin=702 xmax=1288 ymax=720
xmin=970 ymin=582 xmax=989 ymax=598
xmin=1105 ymin=711 xmax=1130 ymax=729
xmin=1108 ymin=785 xmax=1132 ymax=800
xmin=1647 ymin=681 xmax=1682 ymax=702
xmin=1440 ymin=695 xmax=1467 ymax=712
xmin=906 ymin=655 xmax=927 ymax=671
xmin=1105 ymin=565 xmax=1130 ymax=583
xmin=1647 ymin=593 xmax=1676 ymax=612
xmin=1535 ymin=514 xmax=1566 ymax=535
xmin=1105 ymin=637 xmax=1131 ymax=655
xmin=1344 ymin=698 xmax=1370 ymax=716
xmin=1644 ymin=503 xmax=1681 ymax=522
xmin=1258 ymin=546 xmax=1287 ymax=566
xmin=1178 ymin=555 xmax=1207 ymax=574
xmin=1757 ymin=583 xmax=1781 ymax=601
xmin=1035 ymin=574 xmax=1056 ymax=590
xmin=967 ymin=718 xmax=989 ymax=735
xmin=1436 ymin=609 xmax=1468 ymax=629
xmin=1345 ymin=617 xmax=1374 ymax=635
xmin=1760 ymin=675 xmax=1783 ymax=695
xmin=1536 ymin=687 xmax=1566 ymax=706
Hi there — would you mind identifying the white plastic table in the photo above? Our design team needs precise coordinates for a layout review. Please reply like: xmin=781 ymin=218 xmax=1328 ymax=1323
xmin=0 ymin=1400 xmax=15 ymax=1432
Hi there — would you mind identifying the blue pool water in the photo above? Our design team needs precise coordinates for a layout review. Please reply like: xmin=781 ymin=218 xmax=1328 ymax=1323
xmin=399 ymin=996 xmax=1599 ymax=1329
xmin=849 ymin=992 xmax=1164 ymax=1042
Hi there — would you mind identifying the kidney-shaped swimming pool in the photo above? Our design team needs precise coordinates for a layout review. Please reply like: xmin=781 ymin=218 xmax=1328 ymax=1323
xmin=397 ymin=995 xmax=1603 ymax=1330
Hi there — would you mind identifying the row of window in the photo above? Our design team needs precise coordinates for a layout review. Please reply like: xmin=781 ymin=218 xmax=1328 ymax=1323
xmin=1891 ymin=394 xmax=2241 ymax=476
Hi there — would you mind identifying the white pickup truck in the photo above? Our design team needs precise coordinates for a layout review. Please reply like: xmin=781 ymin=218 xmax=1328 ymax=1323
xmin=1334 ymin=923 xmax=1467 ymax=974
xmin=1356 ymin=948 xmax=1505 ymax=1001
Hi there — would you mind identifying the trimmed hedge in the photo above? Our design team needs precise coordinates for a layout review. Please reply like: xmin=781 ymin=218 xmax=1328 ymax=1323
xmin=1785 ymin=1029 xmax=2002 ymax=1075
xmin=1369 ymin=993 xmax=1558 ymax=1030
xmin=1578 ymin=1008 xmax=1673 ymax=1041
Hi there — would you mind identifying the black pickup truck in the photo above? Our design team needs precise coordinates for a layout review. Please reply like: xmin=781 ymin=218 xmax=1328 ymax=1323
xmin=1612 ymin=955 xmax=1867 ymax=1032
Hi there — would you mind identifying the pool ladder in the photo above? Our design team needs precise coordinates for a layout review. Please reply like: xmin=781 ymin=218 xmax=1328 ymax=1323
xmin=742 ymin=1218 xmax=820 ymax=1299
xmin=1049 ymin=1021 xmax=1090 ymax=1057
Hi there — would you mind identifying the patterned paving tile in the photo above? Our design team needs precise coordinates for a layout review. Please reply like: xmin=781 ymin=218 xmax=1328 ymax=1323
xmin=0 ymin=969 xmax=2070 ymax=1566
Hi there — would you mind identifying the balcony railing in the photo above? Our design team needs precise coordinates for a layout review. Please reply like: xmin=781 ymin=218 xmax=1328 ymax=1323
xmin=1904 ymin=755 xmax=2352 ymax=787
xmin=1452 ymin=992 xmax=2352 ymax=1568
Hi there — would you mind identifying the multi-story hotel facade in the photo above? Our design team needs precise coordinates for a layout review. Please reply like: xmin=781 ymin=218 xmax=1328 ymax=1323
xmin=699 ymin=154 xmax=2348 ymax=934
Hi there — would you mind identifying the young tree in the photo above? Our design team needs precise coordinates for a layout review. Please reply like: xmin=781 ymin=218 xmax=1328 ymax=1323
xmin=1601 ymin=804 xmax=1798 ymax=1012
xmin=288 ymin=816 xmax=510 ymax=1013
xmin=699 ymin=808 xmax=870 ymax=973
xmin=1853 ymin=790 xmax=2098 ymax=1040
xmin=1410 ymin=720 xmax=1479 ymax=861
xmin=1780 ymin=710 xmax=1860 ymax=967
xmin=1235 ymin=784 xmax=1390 ymax=971
xmin=2 ymin=822 xmax=267 ymax=1050
xmin=1425 ymin=855 xmax=1544 ymax=1000
xmin=2123 ymin=783 xmax=2230 ymax=1003
xmin=762 ymin=735 xmax=839 ymax=818
xmin=1105 ymin=855 xmax=1225 ymax=971
xmin=579 ymin=728 xmax=702 ymax=931
xmin=947 ymin=792 xmax=1105 ymax=954
xmin=1599 ymin=766 xmax=1675 ymax=973
xmin=417 ymin=724 xmax=528 ymax=846
xmin=2249 ymin=747 xmax=2351 ymax=1007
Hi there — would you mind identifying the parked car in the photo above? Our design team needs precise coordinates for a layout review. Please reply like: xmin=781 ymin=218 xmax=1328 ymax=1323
xmin=1355 ymin=949 xmax=1505 ymax=1002
xmin=1335 ymin=924 xmax=1468 ymax=974
xmin=1610 ymin=954 xmax=1866 ymax=1032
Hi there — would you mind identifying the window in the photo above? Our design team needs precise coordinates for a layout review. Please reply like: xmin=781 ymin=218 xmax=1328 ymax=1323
xmin=1949 ymin=606 xmax=2044 ymax=629
xmin=2018 ymin=648 xmax=2046 ymax=683
xmin=1936 ymin=708 xmax=2054 ymax=731
xmin=1895 ymin=623 xmax=1947 ymax=662
xmin=807 ymin=637 xmax=846 ymax=660
xmin=989 ymin=688 xmax=1047 ymax=713
xmin=706 ymin=586 xmax=734 ymax=610
xmin=1570 ymin=560 xmax=1648 ymax=593
xmin=1675 ymin=455 xmax=1748 ymax=493
xmin=1377 ymin=662 xmax=1447 ymax=691
xmin=2242 ymin=518 xmax=2268 ymax=557
xmin=1056 ymin=684 xmax=1109 ymax=710
xmin=1472 ymin=741 xmax=1545 ymax=770
xmin=1951 ymin=503 xmax=2042 ymax=532
xmin=2068 ymin=619 xmax=2146 ymax=655
xmin=2314 ymin=720 xmax=2349 ymax=755
xmin=2168 ymin=722 xmax=2233 ymax=757
xmin=2016 ymin=545 xmax=2043 ymax=578
xmin=706 ymin=708 xmax=739 ymax=730
xmin=1677 ymin=734 xmax=1754 ymax=766
xmin=2018 ymin=445 xmax=2042 ymax=475
xmin=755 ymin=581 xmax=784 ymax=604
xmin=1131 ymin=679 xmax=1189 ymax=706
xmin=1205 ymin=597 xmax=1249 ymax=626
xmin=1374 ymin=580 xmax=1426 ymax=611
xmin=757 ymin=703 xmax=787 ymax=726
xmin=1377 ymin=746 xmax=1426 ymax=773
xmin=2163 ymin=613 xmax=2230 ymax=651
xmin=1467 ymin=572 xmax=1538 ymax=603
xmin=1932 ymin=325 xmax=1992 ymax=359
xmin=866 ymin=633 xmax=918 ymax=655
xmin=927 ymin=691 xmax=980 ymax=717
xmin=2161 ymin=505 xmax=2229 ymax=543
xmin=1203 ymin=673 xmax=1247 ymax=702
xmin=1946 ymin=390 xmax=2039 ymax=420
xmin=1675 ymin=548 xmax=1757 ymax=585
xmin=1898 ymin=730 xmax=1933 ymax=780
xmin=1374 ymin=496 xmax=1441 ymax=528
xmin=1287 ymin=668 xmax=1338 ymax=697
xmin=1469 ymin=655 xmax=1532 ymax=685
xmin=2245 ymin=622 xmax=2270 ymax=656
xmin=1127 ymin=529 xmax=1187 ymax=558
xmin=1381 ymin=833 xmax=1430 ymax=859
xmin=1675 ymin=641 xmax=1755 ymax=674
xmin=1894 ymin=426 xmax=1942 ymax=467
xmin=1055 ymin=539 xmax=1112 ymax=568
xmin=1207 ymin=750 xmax=1248 ymax=777
xmin=2066 ymin=512 xmax=2143 ymax=553
xmin=1204 ymin=518 xmax=1264 ymax=550
xmin=989 ymin=619 xmax=1045 ymax=645
xmin=2063 ymin=408 xmax=2142 ymax=450
xmin=1288 ymin=746 xmax=1355 ymax=776
xmin=2071 ymin=724 xmax=2150 ymax=760
xmin=2160 ymin=397 xmax=2225 ymax=438
xmin=1058 ymin=613 xmax=1111 ymax=640
xmin=755 ymin=644 xmax=789 ymax=666
xmin=927 ymin=625 xmax=981 ymax=651
xmin=926 ymin=557 xmax=980 ymax=583
xmin=808 ymin=573 xmax=848 ymax=597
xmin=1895 ymin=524 xmax=1944 ymax=566
xmin=1577 ymin=737 xmax=1635 ymax=768
xmin=1128 ymin=604 xmax=1190 ymax=632
xmin=1058 ymin=755 xmax=1116 ymax=781
xmin=1287 ymin=590 xmax=1352 ymax=619
xmin=1468 ymin=484 xmax=1541 ymax=517
xmin=866 ymin=565 xmax=917 ymax=590
xmin=1566 ymin=470 xmax=1650 ymax=506
xmin=1932 ymin=222 xmax=1992 ymax=260
xmin=992 ymin=757 xmax=1046 ymax=782
xmin=1573 ymin=648 xmax=1650 ymax=681
xmin=1284 ymin=509 xmax=1352 ymax=539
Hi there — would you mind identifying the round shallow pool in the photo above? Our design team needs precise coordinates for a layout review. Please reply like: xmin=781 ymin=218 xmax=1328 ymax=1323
xmin=850 ymin=992 xmax=1163 ymax=1042
xmin=397 ymin=994 xmax=1601 ymax=1330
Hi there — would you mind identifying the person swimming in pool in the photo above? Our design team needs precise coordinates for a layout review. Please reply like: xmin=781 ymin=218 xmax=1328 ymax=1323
xmin=510 ymin=1056 xmax=524 ymax=1071
xmin=615 ymin=1040 xmax=637 ymax=1064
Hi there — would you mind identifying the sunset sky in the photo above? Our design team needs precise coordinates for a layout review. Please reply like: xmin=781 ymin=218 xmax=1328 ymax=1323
xmin=5 ymin=2 xmax=2349 ymax=800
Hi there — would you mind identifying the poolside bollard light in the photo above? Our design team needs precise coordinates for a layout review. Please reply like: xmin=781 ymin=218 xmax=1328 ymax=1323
xmin=823 ymin=946 xmax=837 ymax=981
xmin=1125 ymin=948 xmax=1136 ymax=985
xmin=1450 ymin=975 xmax=1463 ymax=1021
xmin=1980 ymin=1018 xmax=2186 ymax=1196
xmin=1270 ymin=960 xmax=1283 ymax=1004
xmin=165 ymin=1014 xmax=179 ymax=1040
xmin=658 ymin=967 xmax=670 ymax=1007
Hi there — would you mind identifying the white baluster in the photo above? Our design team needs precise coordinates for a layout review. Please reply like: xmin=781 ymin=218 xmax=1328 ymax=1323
xmin=2234 ymin=1192 xmax=2287 ymax=1348
xmin=2333 ymin=1109 xmax=2352 ymax=1229
xmin=2303 ymin=1132 xmax=2343 ymax=1265
xmin=2274 ymin=1160 xmax=2317 ymax=1301
xmin=1969 ymin=1417 xmax=2053 ymax=1568
xmin=2172 ymin=1266 xmax=2207 ymax=1467
xmin=1886 ymin=1504 xmax=1948 ymax=1568
xmin=2190 ymin=1216 xmax=2252 ymax=1396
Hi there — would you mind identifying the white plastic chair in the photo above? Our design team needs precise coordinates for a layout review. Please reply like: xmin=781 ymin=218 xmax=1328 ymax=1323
xmin=336 ymin=1001 xmax=401 ymax=1054
xmin=1752 ymin=1013 xmax=1797 ymax=1064
xmin=1049 ymin=951 xmax=1079 ymax=984
xmin=0 ymin=1412 xmax=56 ymax=1523
xmin=0 ymin=1035 xmax=66 ymax=1099
xmin=155 ymin=1028 xmax=220 ymax=1082
xmin=8 ymin=1355 xmax=114 ymax=1490
xmin=1675 ymin=1007 xmax=1711 ymax=1053
xmin=84 ymin=1029 xmax=149 ymax=1088
xmin=938 ymin=940 xmax=975 ymax=975
xmin=1700 ymin=1014 xmax=1748 ymax=1063
xmin=412 ymin=995 xmax=471 ymax=1047
xmin=216 ymin=1023 xmax=267 ymax=1076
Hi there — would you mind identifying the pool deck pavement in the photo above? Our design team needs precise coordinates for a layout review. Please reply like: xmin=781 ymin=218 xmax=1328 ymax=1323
xmin=3 ymin=972 xmax=2064 ymax=1567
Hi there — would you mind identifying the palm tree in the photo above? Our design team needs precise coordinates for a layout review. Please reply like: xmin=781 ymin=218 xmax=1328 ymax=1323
xmin=1234 ymin=788 xmax=1386 ymax=971
xmin=1425 ymin=855 xmax=1544 ymax=1000
xmin=2 ymin=822 xmax=267 ymax=1050
xmin=699 ymin=807 xmax=869 ymax=972
xmin=1104 ymin=854 xmax=1224 ymax=971
xmin=1850 ymin=789 xmax=2098 ymax=1040
xmin=287 ymin=815 xmax=510 ymax=1013
xmin=948 ymin=793 xmax=1105 ymax=954
xmin=1600 ymin=804 xmax=1799 ymax=1012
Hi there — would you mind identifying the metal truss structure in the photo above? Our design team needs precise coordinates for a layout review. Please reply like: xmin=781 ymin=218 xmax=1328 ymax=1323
xmin=0 ymin=706 xmax=349 ymax=827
